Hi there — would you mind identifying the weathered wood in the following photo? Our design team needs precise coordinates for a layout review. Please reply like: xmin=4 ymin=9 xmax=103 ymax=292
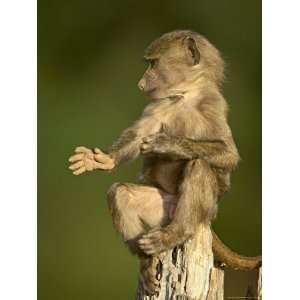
xmin=206 ymin=268 xmax=224 ymax=300
xmin=136 ymin=225 xmax=224 ymax=300
xmin=257 ymin=267 xmax=262 ymax=300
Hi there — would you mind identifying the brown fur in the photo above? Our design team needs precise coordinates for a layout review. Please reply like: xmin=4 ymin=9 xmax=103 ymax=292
xmin=69 ymin=30 xmax=261 ymax=295
xmin=106 ymin=32 xmax=241 ymax=293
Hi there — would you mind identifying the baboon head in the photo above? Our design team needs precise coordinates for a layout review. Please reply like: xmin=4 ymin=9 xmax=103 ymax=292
xmin=138 ymin=30 xmax=224 ymax=100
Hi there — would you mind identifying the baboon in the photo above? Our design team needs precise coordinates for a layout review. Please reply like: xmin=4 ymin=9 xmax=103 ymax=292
xmin=69 ymin=30 xmax=261 ymax=295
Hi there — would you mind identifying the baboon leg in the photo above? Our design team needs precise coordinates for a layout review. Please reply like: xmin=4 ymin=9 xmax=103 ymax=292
xmin=107 ymin=183 xmax=177 ymax=294
xmin=138 ymin=159 xmax=219 ymax=254
xmin=107 ymin=182 xmax=177 ymax=244
xmin=178 ymin=159 xmax=218 ymax=223
xmin=170 ymin=159 xmax=219 ymax=241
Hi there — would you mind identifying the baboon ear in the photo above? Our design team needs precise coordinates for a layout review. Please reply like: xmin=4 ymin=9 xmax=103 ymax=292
xmin=183 ymin=37 xmax=200 ymax=65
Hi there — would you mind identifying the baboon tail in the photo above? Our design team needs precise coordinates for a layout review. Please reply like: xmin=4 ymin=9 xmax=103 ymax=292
xmin=212 ymin=229 xmax=261 ymax=270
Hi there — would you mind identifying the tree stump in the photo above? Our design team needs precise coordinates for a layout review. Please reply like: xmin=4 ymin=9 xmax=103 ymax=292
xmin=257 ymin=267 xmax=262 ymax=300
xmin=136 ymin=224 xmax=224 ymax=300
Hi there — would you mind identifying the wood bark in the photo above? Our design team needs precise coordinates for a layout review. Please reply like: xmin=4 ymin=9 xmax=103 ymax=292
xmin=257 ymin=267 xmax=262 ymax=300
xmin=136 ymin=225 xmax=224 ymax=300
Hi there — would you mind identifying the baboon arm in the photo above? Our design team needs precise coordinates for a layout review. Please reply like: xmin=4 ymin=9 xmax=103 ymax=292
xmin=109 ymin=127 xmax=142 ymax=166
xmin=108 ymin=105 xmax=163 ymax=166
xmin=141 ymin=133 xmax=240 ymax=170
xmin=174 ymin=138 xmax=240 ymax=170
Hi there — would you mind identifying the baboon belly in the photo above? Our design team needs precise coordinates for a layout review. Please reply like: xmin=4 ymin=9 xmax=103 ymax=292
xmin=142 ymin=158 xmax=187 ymax=194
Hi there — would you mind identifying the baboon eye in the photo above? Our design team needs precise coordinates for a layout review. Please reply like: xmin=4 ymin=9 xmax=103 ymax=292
xmin=149 ymin=59 xmax=158 ymax=68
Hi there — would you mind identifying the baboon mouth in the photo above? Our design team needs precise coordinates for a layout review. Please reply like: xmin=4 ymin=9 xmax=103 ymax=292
xmin=145 ymin=88 xmax=157 ymax=94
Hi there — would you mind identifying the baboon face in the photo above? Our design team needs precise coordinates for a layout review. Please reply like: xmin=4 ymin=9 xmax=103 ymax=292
xmin=138 ymin=34 xmax=201 ymax=100
xmin=137 ymin=31 xmax=224 ymax=100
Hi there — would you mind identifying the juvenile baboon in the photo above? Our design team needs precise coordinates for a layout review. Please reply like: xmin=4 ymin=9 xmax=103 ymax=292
xmin=69 ymin=30 xmax=261 ymax=295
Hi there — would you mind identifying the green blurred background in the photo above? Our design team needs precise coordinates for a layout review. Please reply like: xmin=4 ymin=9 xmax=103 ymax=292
xmin=38 ymin=1 xmax=261 ymax=299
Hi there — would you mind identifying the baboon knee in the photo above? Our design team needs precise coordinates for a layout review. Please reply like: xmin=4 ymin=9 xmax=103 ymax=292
xmin=106 ymin=182 xmax=131 ymax=214
xmin=106 ymin=183 xmax=144 ymax=241
xmin=107 ymin=182 xmax=121 ymax=203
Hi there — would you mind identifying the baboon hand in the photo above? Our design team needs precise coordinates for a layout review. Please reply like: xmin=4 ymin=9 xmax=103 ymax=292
xmin=140 ymin=132 xmax=173 ymax=156
xmin=138 ymin=229 xmax=169 ymax=255
xmin=93 ymin=147 xmax=115 ymax=169
xmin=68 ymin=146 xmax=115 ymax=175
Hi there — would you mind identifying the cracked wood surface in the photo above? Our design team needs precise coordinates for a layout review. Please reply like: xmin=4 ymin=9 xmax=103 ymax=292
xmin=136 ymin=225 xmax=224 ymax=300
xmin=257 ymin=267 xmax=262 ymax=300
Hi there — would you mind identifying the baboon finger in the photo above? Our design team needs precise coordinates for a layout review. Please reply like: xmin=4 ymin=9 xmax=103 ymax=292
xmin=95 ymin=162 xmax=114 ymax=170
xmin=69 ymin=153 xmax=84 ymax=162
xmin=140 ymin=144 xmax=151 ymax=153
xmin=94 ymin=147 xmax=103 ymax=154
xmin=140 ymin=143 xmax=148 ymax=150
xmin=69 ymin=161 xmax=84 ymax=170
xmin=75 ymin=146 xmax=92 ymax=153
xmin=143 ymin=134 xmax=157 ymax=143
xmin=94 ymin=153 xmax=111 ymax=163
xmin=73 ymin=166 xmax=86 ymax=175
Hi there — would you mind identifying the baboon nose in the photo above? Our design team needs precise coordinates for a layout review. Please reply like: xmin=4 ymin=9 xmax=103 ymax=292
xmin=138 ymin=79 xmax=146 ymax=91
